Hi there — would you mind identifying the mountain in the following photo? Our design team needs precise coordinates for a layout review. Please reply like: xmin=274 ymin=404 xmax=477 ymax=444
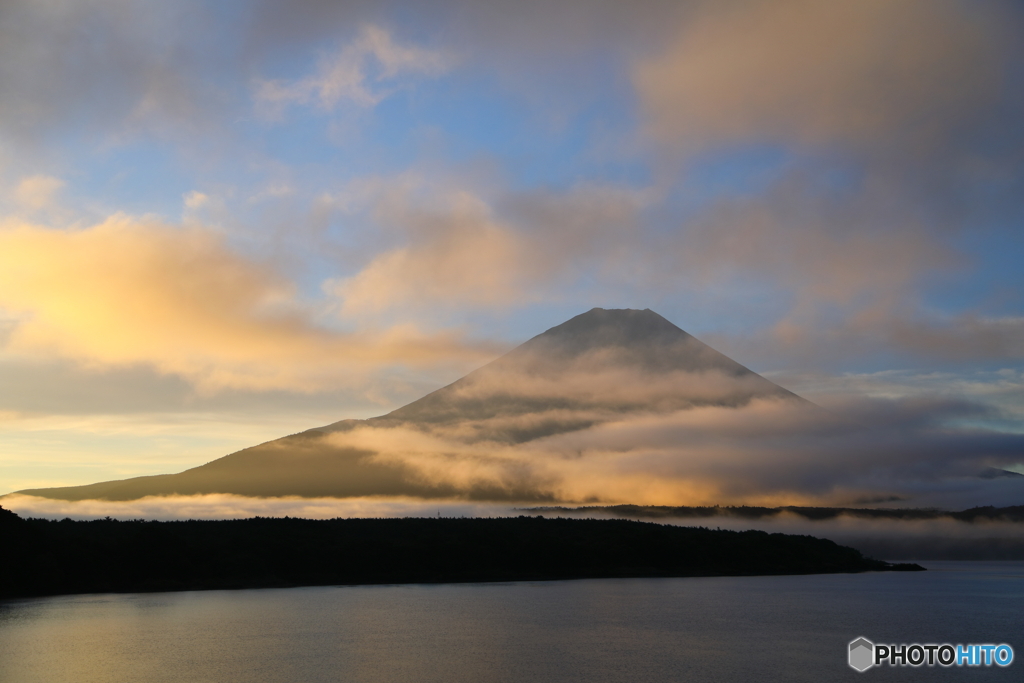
xmin=10 ymin=308 xmax=807 ymax=502
xmin=368 ymin=307 xmax=800 ymax=433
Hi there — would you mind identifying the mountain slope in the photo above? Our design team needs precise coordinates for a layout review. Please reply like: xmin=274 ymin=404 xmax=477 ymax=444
xmin=369 ymin=307 xmax=799 ymax=432
xmin=11 ymin=308 xmax=807 ymax=502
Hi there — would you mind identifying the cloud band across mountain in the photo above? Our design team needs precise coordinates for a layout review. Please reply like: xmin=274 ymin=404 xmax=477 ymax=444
xmin=10 ymin=309 xmax=1022 ymax=509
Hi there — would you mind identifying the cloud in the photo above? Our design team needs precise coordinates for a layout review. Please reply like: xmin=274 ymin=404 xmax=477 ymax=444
xmin=709 ymin=304 xmax=1024 ymax=371
xmin=628 ymin=4 xmax=1021 ymax=372
xmin=676 ymin=178 xmax=955 ymax=304
xmin=883 ymin=315 xmax=1024 ymax=362
xmin=0 ymin=0 xmax=1020 ymax=513
xmin=766 ymin=368 xmax=1024 ymax=444
xmin=634 ymin=0 xmax=1004 ymax=154
xmin=241 ymin=347 xmax=1024 ymax=509
xmin=0 ymin=0 xmax=238 ymax=150
xmin=254 ymin=24 xmax=452 ymax=116
xmin=343 ymin=397 xmax=1024 ymax=507
xmin=6 ymin=494 xmax=1023 ymax=560
xmin=623 ymin=2 xmax=1021 ymax=372
xmin=6 ymin=329 xmax=1023 ymax=509
xmin=2 ymin=1 xmax=1016 ymax=374
xmin=660 ymin=175 xmax=993 ymax=366
xmin=307 ymin=160 xmax=1021 ymax=371
xmin=121 ymin=393 xmax=1020 ymax=508
xmin=622 ymin=0 xmax=1015 ymax=368
xmin=0 ymin=493 xmax=516 ymax=521
xmin=14 ymin=175 xmax=65 ymax=211
xmin=324 ymin=173 xmax=652 ymax=320
xmin=183 ymin=190 xmax=209 ymax=210
xmin=446 ymin=365 xmax=784 ymax=412
xmin=331 ymin=188 xmax=534 ymax=317
xmin=0 ymin=214 xmax=493 ymax=392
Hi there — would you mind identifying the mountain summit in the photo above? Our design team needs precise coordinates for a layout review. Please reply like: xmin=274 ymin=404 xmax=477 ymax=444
xmin=375 ymin=308 xmax=798 ymax=431
xmin=12 ymin=308 xmax=805 ymax=502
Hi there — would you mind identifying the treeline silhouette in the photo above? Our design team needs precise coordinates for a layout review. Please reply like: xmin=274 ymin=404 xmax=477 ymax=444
xmin=0 ymin=506 xmax=921 ymax=599
xmin=527 ymin=504 xmax=1024 ymax=522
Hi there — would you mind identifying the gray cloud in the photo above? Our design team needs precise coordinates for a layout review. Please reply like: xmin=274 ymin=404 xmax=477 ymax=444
xmin=0 ymin=0 xmax=235 ymax=148
xmin=633 ymin=0 xmax=1010 ymax=156
xmin=2 ymin=1 xmax=1019 ymax=372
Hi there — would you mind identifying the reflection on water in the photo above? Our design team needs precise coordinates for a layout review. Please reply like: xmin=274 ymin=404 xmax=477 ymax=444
xmin=1 ymin=562 xmax=1022 ymax=683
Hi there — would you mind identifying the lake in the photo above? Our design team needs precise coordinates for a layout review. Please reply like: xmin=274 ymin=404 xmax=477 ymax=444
xmin=1 ymin=561 xmax=1021 ymax=682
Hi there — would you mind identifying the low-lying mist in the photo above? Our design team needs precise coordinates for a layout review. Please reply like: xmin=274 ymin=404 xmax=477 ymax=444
xmin=4 ymin=493 xmax=1023 ymax=561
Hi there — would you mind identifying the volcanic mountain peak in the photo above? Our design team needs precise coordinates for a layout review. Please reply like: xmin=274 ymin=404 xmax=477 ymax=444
xmin=380 ymin=307 xmax=796 ymax=426
xmin=484 ymin=307 xmax=761 ymax=376
xmin=523 ymin=307 xmax=693 ymax=351
xmin=10 ymin=308 xmax=804 ymax=503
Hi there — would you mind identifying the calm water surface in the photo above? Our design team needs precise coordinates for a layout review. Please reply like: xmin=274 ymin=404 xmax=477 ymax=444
xmin=1 ymin=561 xmax=1021 ymax=683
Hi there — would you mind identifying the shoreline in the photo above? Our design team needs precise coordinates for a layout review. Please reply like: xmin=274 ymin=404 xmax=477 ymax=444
xmin=1 ymin=508 xmax=922 ymax=600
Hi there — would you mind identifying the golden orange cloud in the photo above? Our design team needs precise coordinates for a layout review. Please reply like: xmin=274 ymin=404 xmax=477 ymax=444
xmin=0 ymin=215 xmax=492 ymax=392
xmin=334 ymin=190 xmax=532 ymax=316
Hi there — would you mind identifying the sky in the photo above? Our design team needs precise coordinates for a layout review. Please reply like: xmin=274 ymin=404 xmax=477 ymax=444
xmin=1 ymin=0 xmax=1023 ymax=500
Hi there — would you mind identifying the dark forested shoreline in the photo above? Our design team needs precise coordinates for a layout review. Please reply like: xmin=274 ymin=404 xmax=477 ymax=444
xmin=0 ymin=506 xmax=921 ymax=600
xmin=525 ymin=503 xmax=1024 ymax=522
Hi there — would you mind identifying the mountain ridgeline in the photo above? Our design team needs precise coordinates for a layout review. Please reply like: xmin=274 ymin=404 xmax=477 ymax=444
xmin=10 ymin=308 xmax=806 ymax=502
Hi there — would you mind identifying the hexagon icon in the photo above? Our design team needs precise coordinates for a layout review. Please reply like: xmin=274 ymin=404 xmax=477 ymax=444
xmin=849 ymin=637 xmax=874 ymax=672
